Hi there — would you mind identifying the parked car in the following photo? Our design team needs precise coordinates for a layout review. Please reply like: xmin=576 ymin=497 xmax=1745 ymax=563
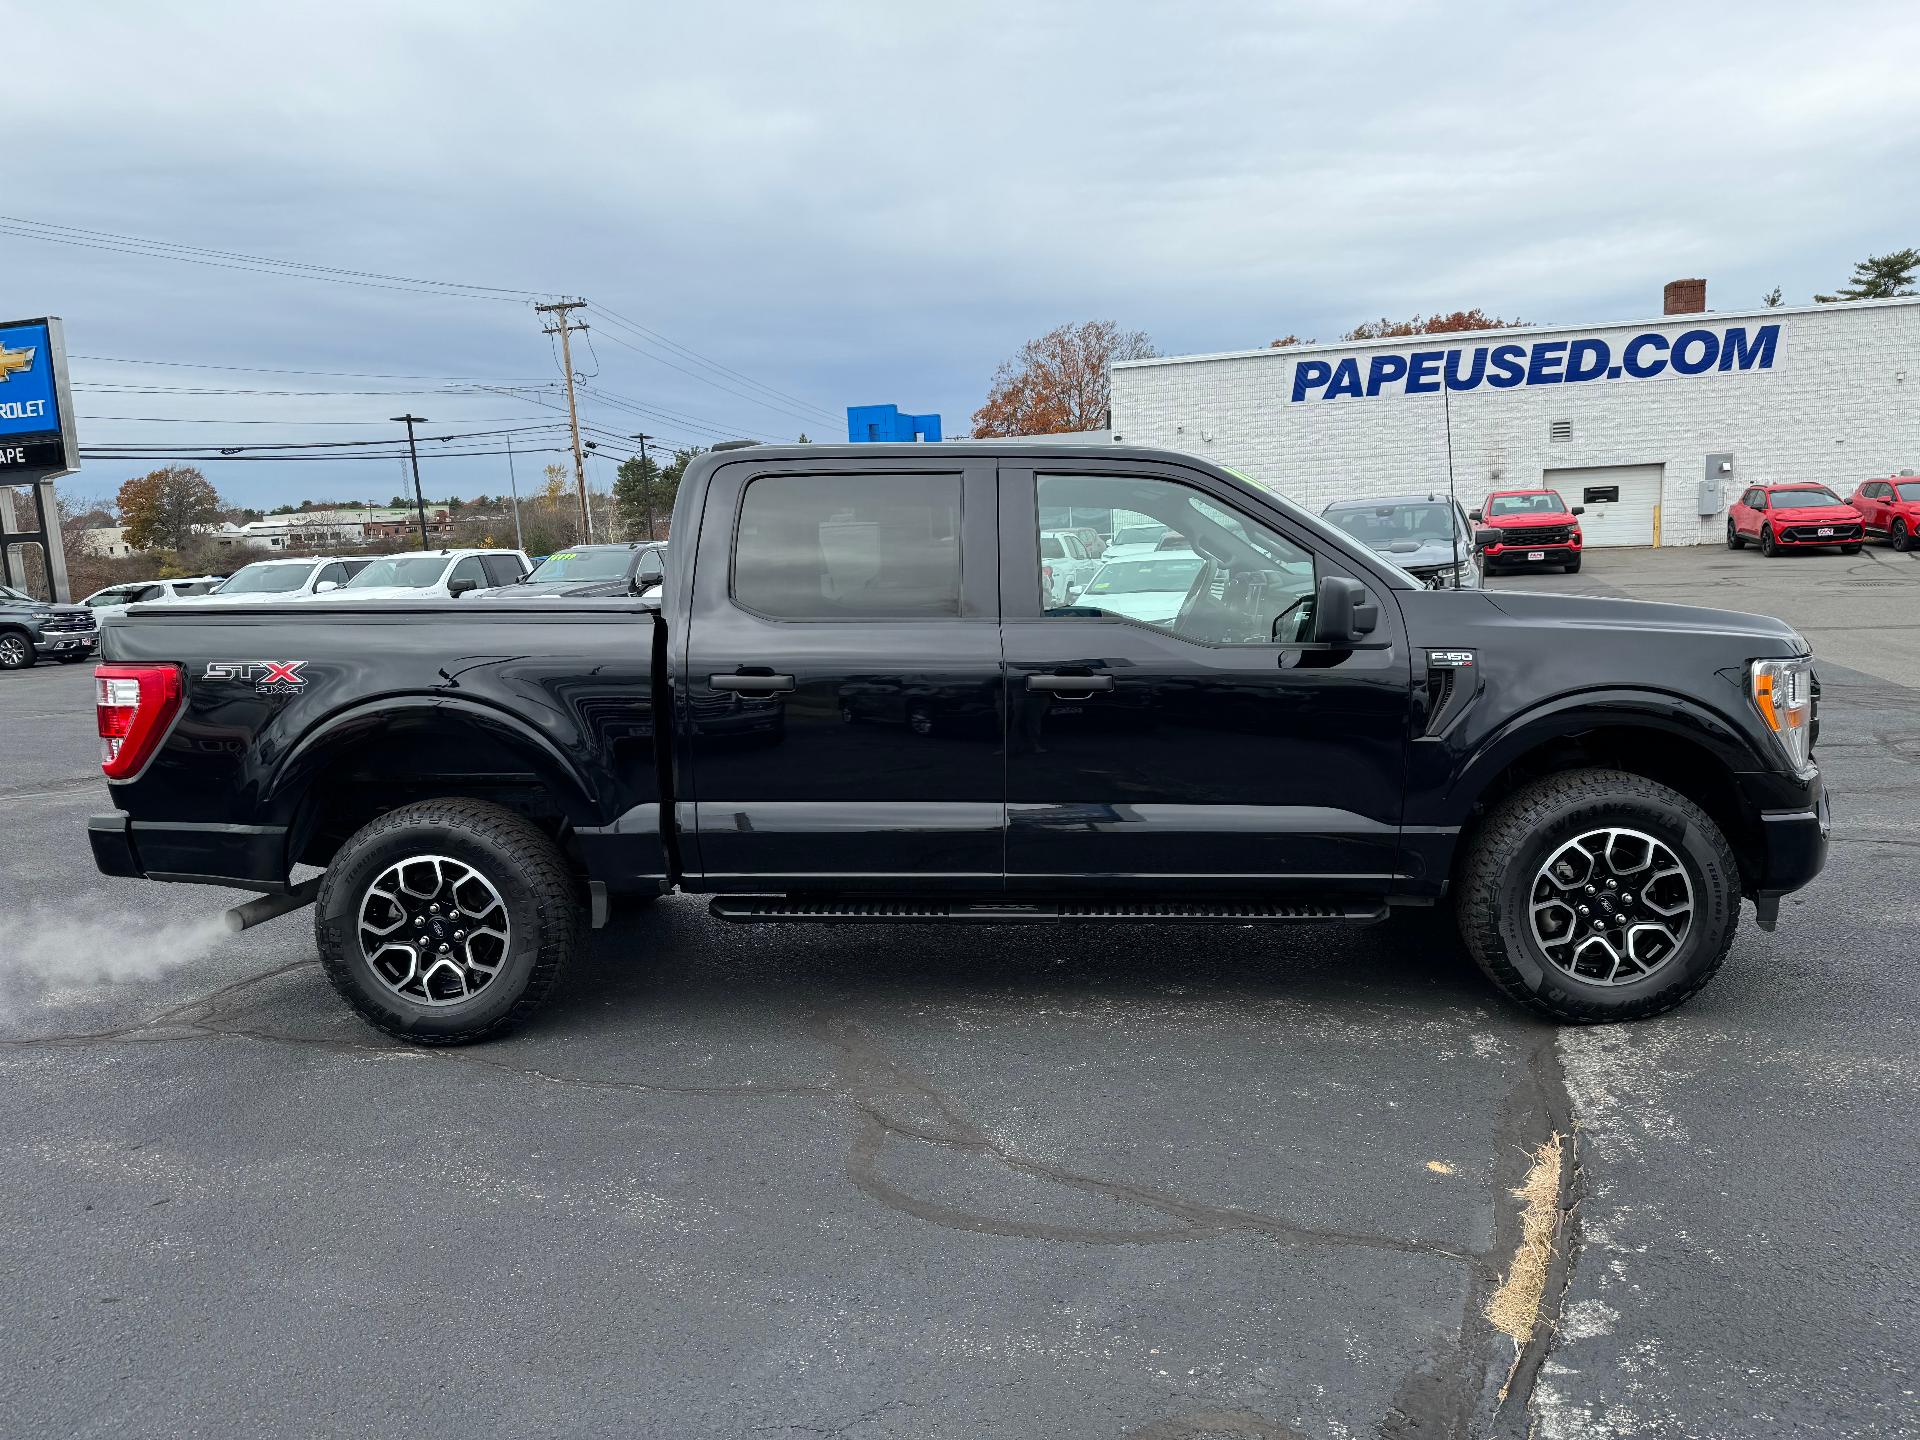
xmin=1074 ymin=550 xmax=1207 ymax=626
xmin=1321 ymin=494 xmax=1482 ymax=589
xmin=79 ymin=577 xmax=225 ymax=623
xmin=90 ymin=441 xmax=1829 ymax=1044
xmin=0 ymin=582 xmax=97 ymax=669
xmin=1469 ymin=489 xmax=1585 ymax=573
xmin=1100 ymin=519 xmax=1171 ymax=561
xmin=474 ymin=542 xmax=667 ymax=599
xmin=1039 ymin=529 xmax=1102 ymax=606
xmin=1846 ymin=475 xmax=1920 ymax=552
xmin=304 ymin=548 xmax=531 ymax=601
xmin=1726 ymin=485 xmax=1864 ymax=556
xmin=192 ymin=556 xmax=372 ymax=605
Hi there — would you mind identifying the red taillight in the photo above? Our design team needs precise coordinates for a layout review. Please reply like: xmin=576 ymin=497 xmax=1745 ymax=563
xmin=95 ymin=663 xmax=184 ymax=780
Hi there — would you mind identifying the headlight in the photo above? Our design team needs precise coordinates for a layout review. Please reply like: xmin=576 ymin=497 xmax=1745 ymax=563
xmin=30 ymin=611 xmax=52 ymax=621
xmin=1749 ymin=658 xmax=1815 ymax=770
xmin=1425 ymin=562 xmax=1479 ymax=590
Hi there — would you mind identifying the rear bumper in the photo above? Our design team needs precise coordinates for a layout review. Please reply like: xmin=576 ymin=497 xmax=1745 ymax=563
xmin=89 ymin=812 xmax=294 ymax=893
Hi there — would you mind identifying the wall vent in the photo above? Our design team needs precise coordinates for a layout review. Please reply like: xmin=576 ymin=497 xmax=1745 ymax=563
xmin=1549 ymin=419 xmax=1573 ymax=443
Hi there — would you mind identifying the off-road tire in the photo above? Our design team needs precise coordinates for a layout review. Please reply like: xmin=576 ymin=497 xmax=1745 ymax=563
xmin=1726 ymin=520 xmax=1745 ymax=550
xmin=1455 ymin=768 xmax=1740 ymax=1023
xmin=315 ymin=798 xmax=585 ymax=1045
xmin=0 ymin=629 xmax=31 ymax=670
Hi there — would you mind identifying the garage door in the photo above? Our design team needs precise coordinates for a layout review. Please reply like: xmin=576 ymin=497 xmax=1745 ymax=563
xmin=1544 ymin=464 xmax=1665 ymax=548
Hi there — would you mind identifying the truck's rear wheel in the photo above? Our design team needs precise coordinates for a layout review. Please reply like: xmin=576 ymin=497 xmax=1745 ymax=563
xmin=315 ymin=798 xmax=584 ymax=1044
xmin=1456 ymin=768 xmax=1739 ymax=1023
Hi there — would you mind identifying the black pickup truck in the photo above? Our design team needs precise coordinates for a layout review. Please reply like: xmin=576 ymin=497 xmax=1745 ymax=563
xmin=88 ymin=443 xmax=1828 ymax=1043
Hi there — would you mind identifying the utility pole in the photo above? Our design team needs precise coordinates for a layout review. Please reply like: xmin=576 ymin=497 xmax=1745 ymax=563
xmin=631 ymin=432 xmax=656 ymax=540
xmin=534 ymin=298 xmax=591 ymax=542
xmin=503 ymin=432 xmax=525 ymax=553
xmin=392 ymin=414 xmax=431 ymax=549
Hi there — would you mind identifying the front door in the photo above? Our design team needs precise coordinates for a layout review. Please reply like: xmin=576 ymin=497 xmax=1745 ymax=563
xmin=681 ymin=457 xmax=1004 ymax=890
xmin=1000 ymin=461 xmax=1413 ymax=895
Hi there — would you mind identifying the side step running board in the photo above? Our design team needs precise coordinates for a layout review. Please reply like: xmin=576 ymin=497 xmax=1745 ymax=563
xmin=709 ymin=897 xmax=1389 ymax=925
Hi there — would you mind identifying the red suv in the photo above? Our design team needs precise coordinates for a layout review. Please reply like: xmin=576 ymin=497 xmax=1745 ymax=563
xmin=1469 ymin=489 xmax=1584 ymax=573
xmin=1846 ymin=475 xmax=1920 ymax=552
xmin=1726 ymin=484 xmax=1863 ymax=556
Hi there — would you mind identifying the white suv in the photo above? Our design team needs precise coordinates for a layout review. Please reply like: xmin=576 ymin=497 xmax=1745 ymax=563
xmin=1039 ymin=529 xmax=1102 ymax=605
xmin=307 ymin=549 xmax=531 ymax=602
xmin=191 ymin=556 xmax=372 ymax=605
xmin=79 ymin=576 xmax=225 ymax=622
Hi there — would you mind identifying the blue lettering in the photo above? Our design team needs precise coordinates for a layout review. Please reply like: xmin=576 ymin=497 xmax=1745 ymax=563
xmin=1670 ymin=329 xmax=1719 ymax=375
xmin=1445 ymin=346 xmax=1487 ymax=390
xmin=1291 ymin=359 xmax=1332 ymax=402
xmin=1526 ymin=341 xmax=1569 ymax=385
xmin=1486 ymin=343 xmax=1527 ymax=389
xmin=1566 ymin=338 xmax=1609 ymax=383
xmin=1405 ymin=350 xmax=1443 ymax=394
xmin=1325 ymin=358 xmax=1364 ymax=399
xmin=1365 ymin=353 xmax=1409 ymax=397
xmin=1623 ymin=332 xmax=1668 ymax=378
xmin=1718 ymin=324 xmax=1780 ymax=372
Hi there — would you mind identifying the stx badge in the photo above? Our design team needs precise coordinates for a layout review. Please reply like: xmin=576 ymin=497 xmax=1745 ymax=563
xmin=205 ymin=660 xmax=309 ymax=694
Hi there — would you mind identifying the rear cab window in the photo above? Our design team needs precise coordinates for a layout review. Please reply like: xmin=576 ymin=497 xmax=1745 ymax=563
xmin=733 ymin=472 xmax=962 ymax=620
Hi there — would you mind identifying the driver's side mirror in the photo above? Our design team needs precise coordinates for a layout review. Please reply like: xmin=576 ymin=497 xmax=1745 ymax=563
xmin=1467 ymin=508 xmax=1483 ymax=522
xmin=1474 ymin=527 xmax=1501 ymax=550
xmin=630 ymin=557 xmax=665 ymax=594
xmin=1064 ymin=582 xmax=1082 ymax=602
xmin=448 ymin=578 xmax=478 ymax=598
xmin=314 ymin=580 xmax=339 ymax=593
xmin=1312 ymin=575 xmax=1378 ymax=646
xmin=1570 ymin=505 xmax=1586 ymax=516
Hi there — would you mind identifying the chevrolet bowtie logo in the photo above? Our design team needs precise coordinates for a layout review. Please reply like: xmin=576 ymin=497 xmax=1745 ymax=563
xmin=0 ymin=344 xmax=36 ymax=382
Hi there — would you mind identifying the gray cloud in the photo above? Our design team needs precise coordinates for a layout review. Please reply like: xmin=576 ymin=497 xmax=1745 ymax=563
xmin=8 ymin=0 xmax=1917 ymax=508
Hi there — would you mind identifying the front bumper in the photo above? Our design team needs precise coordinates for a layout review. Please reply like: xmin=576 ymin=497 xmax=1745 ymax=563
xmin=1773 ymin=527 xmax=1862 ymax=548
xmin=89 ymin=812 xmax=294 ymax=892
xmin=1482 ymin=541 xmax=1580 ymax=564
xmin=33 ymin=631 xmax=96 ymax=656
xmin=1736 ymin=769 xmax=1830 ymax=899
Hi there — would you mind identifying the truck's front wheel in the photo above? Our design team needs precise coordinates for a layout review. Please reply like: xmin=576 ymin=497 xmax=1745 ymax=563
xmin=1456 ymin=768 xmax=1739 ymax=1023
xmin=315 ymin=798 xmax=585 ymax=1044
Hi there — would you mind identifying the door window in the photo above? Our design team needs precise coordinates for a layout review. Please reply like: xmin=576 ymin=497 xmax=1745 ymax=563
xmin=315 ymin=563 xmax=348 ymax=588
xmin=1034 ymin=474 xmax=1316 ymax=645
xmin=734 ymin=472 xmax=961 ymax=620
xmin=450 ymin=557 xmax=489 ymax=590
xmin=481 ymin=554 xmax=525 ymax=587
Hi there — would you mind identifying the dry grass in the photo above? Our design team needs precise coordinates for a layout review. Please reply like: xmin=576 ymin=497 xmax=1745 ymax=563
xmin=1485 ymin=1131 xmax=1566 ymax=1347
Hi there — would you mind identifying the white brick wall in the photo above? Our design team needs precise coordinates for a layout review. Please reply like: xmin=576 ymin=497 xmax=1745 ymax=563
xmin=1111 ymin=297 xmax=1920 ymax=545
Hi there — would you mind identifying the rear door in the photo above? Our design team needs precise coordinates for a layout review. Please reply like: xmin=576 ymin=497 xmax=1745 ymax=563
xmin=999 ymin=458 xmax=1413 ymax=896
xmin=681 ymin=456 xmax=1004 ymax=889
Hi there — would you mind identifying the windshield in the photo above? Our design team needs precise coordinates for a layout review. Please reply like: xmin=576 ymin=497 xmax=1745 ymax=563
xmin=1327 ymin=502 xmax=1460 ymax=549
xmin=1898 ymin=482 xmax=1920 ymax=502
xmin=216 ymin=563 xmax=314 ymax=594
xmin=1488 ymin=492 xmax=1566 ymax=517
xmin=1770 ymin=488 xmax=1841 ymax=509
xmin=1085 ymin=556 xmax=1205 ymax=596
xmin=0 ymin=584 xmax=30 ymax=602
xmin=527 ymin=548 xmax=632 ymax=582
xmin=344 ymin=556 xmax=449 ymax=588
xmin=1111 ymin=524 xmax=1167 ymax=546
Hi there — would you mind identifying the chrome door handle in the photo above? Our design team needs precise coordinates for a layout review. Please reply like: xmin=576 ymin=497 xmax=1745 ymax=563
xmin=710 ymin=673 xmax=795 ymax=694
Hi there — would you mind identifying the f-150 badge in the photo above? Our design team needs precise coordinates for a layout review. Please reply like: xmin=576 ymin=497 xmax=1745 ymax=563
xmin=205 ymin=660 xmax=309 ymax=694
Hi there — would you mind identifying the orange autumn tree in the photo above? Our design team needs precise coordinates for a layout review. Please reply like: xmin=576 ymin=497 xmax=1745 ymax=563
xmin=972 ymin=320 xmax=1157 ymax=436
xmin=1340 ymin=309 xmax=1529 ymax=340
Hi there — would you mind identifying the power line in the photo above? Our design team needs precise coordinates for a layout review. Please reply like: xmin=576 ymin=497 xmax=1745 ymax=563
xmin=77 ymin=414 xmax=551 ymax=426
xmin=585 ymin=322 xmax=839 ymax=430
xmin=0 ymin=214 xmax=542 ymax=301
xmin=585 ymin=302 xmax=842 ymax=425
xmin=74 ymin=353 xmax=555 ymax=384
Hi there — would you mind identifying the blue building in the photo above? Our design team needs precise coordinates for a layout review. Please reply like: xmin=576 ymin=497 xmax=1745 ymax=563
xmin=846 ymin=404 xmax=942 ymax=444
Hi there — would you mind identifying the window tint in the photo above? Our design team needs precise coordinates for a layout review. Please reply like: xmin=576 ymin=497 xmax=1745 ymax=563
xmin=1034 ymin=474 xmax=1316 ymax=645
xmin=450 ymin=556 xmax=489 ymax=589
xmin=315 ymin=563 xmax=347 ymax=587
xmin=482 ymin=554 xmax=526 ymax=587
xmin=734 ymin=473 xmax=961 ymax=620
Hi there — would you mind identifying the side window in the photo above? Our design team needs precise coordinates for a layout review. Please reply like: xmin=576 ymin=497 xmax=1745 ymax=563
xmin=734 ymin=472 xmax=961 ymax=620
xmin=315 ymin=563 xmax=347 ymax=587
xmin=450 ymin=557 xmax=489 ymax=590
xmin=341 ymin=559 xmax=370 ymax=578
xmin=481 ymin=554 xmax=524 ymax=587
xmin=1034 ymin=474 xmax=1317 ymax=646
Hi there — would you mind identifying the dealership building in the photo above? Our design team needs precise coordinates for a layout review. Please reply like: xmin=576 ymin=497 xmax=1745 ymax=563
xmin=1110 ymin=283 xmax=1920 ymax=548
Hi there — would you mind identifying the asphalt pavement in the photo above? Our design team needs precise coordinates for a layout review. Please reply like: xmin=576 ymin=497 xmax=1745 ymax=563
xmin=1 ymin=547 xmax=1914 ymax=1439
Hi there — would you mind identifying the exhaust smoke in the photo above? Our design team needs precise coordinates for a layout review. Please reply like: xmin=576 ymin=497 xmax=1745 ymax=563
xmin=0 ymin=909 xmax=234 ymax=1017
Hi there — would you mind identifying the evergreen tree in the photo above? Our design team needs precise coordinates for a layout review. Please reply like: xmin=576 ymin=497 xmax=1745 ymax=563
xmin=1815 ymin=249 xmax=1919 ymax=303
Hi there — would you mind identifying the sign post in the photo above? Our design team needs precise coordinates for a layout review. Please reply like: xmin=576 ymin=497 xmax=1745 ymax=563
xmin=0 ymin=316 xmax=79 ymax=601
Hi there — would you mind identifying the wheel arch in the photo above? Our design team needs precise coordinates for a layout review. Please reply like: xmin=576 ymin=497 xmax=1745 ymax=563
xmin=1445 ymin=692 xmax=1771 ymax=891
xmin=272 ymin=696 xmax=606 ymax=871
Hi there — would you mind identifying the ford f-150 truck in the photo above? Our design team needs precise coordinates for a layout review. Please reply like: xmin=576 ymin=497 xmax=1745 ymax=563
xmin=87 ymin=443 xmax=1829 ymax=1044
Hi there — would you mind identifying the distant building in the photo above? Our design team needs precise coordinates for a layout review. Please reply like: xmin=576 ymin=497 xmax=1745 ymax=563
xmin=78 ymin=526 xmax=136 ymax=559
xmin=207 ymin=506 xmax=453 ymax=551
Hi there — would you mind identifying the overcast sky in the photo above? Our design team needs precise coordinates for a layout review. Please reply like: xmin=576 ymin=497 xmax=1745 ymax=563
xmin=9 ymin=0 xmax=1919 ymax=512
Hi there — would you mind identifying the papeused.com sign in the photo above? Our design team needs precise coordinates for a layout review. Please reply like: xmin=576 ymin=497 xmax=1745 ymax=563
xmin=1289 ymin=323 xmax=1781 ymax=403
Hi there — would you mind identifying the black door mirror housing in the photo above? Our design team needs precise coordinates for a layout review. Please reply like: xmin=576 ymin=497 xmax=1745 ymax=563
xmin=448 ymin=577 xmax=478 ymax=598
xmin=1312 ymin=575 xmax=1377 ymax=646
xmin=1467 ymin=508 xmax=1483 ymax=522
xmin=1570 ymin=505 xmax=1586 ymax=516
xmin=1474 ymin=527 xmax=1502 ymax=549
